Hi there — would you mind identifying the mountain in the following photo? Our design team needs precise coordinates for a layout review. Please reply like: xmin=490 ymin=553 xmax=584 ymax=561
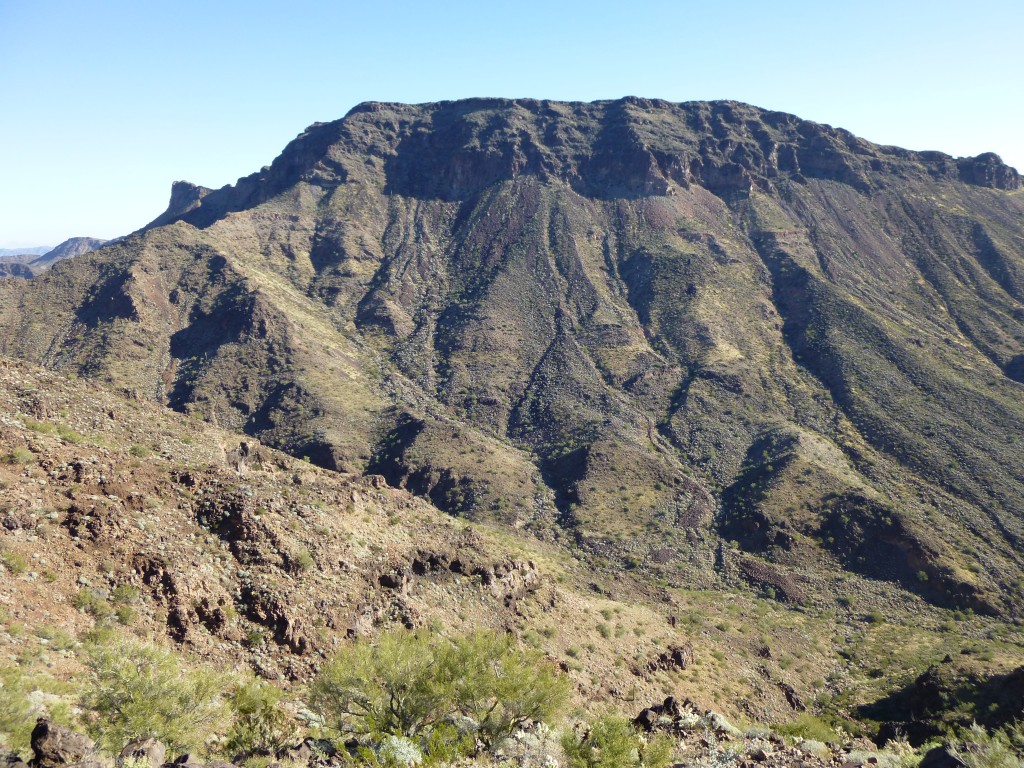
xmin=0 ymin=258 xmax=36 ymax=278
xmin=0 ymin=236 xmax=107 ymax=278
xmin=0 ymin=96 xmax=1023 ymax=624
xmin=29 ymin=236 xmax=108 ymax=269
xmin=0 ymin=246 xmax=51 ymax=257
xmin=2 ymin=97 xmax=1024 ymax=746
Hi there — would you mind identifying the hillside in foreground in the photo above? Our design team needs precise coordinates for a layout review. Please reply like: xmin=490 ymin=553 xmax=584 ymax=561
xmin=2 ymin=355 xmax=1023 ymax=765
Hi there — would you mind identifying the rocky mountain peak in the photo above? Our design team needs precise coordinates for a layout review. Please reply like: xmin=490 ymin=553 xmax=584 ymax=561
xmin=146 ymin=99 xmax=1019 ymax=237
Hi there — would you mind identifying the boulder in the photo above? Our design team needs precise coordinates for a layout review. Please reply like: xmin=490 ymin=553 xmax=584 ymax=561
xmin=162 ymin=756 xmax=204 ymax=768
xmin=30 ymin=720 xmax=94 ymax=768
xmin=117 ymin=739 xmax=165 ymax=768
xmin=1 ymin=754 xmax=30 ymax=768
xmin=278 ymin=738 xmax=336 ymax=764
xmin=634 ymin=708 xmax=659 ymax=732
xmin=703 ymin=712 xmax=742 ymax=739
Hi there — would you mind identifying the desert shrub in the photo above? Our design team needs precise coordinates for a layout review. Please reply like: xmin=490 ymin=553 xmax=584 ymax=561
xmin=56 ymin=424 xmax=85 ymax=444
xmin=446 ymin=630 xmax=569 ymax=746
xmin=225 ymin=677 xmax=295 ymax=758
xmin=73 ymin=588 xmax=114 ymax=621
xmin=81 ymin=634 xmax=230 ymax=754
xmin=291 ymin=549 xmax=315 ymax=572
xmin=310 ymin=629 xmax=569 ymax=754
xmin=420 ymin=722 xmax=475 ymax=764
xmin=111 ymin=584 xmax=141 ymax=604
xmin=950 ymin=723 xmax=1024 ymax=768
xmin=114 ymin=605 xmax=135 ymax=626
xmin=3 ymin=447 xmax=33 ymax=464
xmin=775 ymin=713 xmax=843 ymax=743
xmin=34 ymin=625 xmax=77 ymax=651
xmin=851 ymin=737 xmax=922 ymax=768
xmin=23 ymin=420 xmax=85 ymax=445
xmin=561 ymin=716 xmax=674 ymax=768
xmin=0 ymin=546 xmax=28 ymax=575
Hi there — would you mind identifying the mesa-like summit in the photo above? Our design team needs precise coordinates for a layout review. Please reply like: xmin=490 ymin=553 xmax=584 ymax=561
xmin=2 ymin=97 xmax=1023 ymax=767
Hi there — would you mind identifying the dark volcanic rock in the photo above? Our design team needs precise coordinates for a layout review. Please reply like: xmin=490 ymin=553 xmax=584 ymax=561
xmin=957 ymin=153 xmax=1021 ymax=190
xmin=30 ymin=720 xmax=94 ymax=768
xmin=864 ymin=663 xmax=1024 ymax=745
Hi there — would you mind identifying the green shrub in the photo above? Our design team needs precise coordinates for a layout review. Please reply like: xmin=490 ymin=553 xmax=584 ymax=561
xmin=0 ymin=546 xmax=28 ymax=575
xmin=225 ymin=677 xmax=294 ymax=758
xmin=73 ymin=588 xmax=114 ymax=621
xmin=562 ymin=716 xmax=674 ymax=768
xmin=951 ymin=723 xmax=1024 ymax=768
xmin=2 ymin=447 xmax=32 ymax=465
xmin=292 ymin=549 xmax=315 ymax=572
xmin=34 ymin=625 xmax=76 ymax=651
xmin=310 ymin=629 xmax=569 ymax=752
xmin=56 ymin=425 xmax=85 ymax=444
xmin=128 ymin=445 xmax=152 ymax=458
xmin=81 ymin=634 xmax=230 ymax=754
xmin=111 ymin=584 xmax=141 ymax=604
xmin=23 ymin=420 xmax=85 ymax=445
xmin=114 ymin=605 xmax=135 ymax=626
xmin=775 ymin=713 xmax=842 ymax=744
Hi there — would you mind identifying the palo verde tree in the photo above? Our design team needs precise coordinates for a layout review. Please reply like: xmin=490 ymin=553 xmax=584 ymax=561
xmin=309 ymin=629 xmax=569 ymax=752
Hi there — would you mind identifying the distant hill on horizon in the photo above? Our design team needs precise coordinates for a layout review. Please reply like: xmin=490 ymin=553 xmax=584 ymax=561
xmin=0 ymin=245 xmax=51 ymax=257
xmin=0 ymin=236 xmax=106 ymax=278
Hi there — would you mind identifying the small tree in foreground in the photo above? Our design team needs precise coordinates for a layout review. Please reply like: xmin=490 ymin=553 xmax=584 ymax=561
xmin=309 ymin=629 xmax=569 ymax=753
xmin=81 ymin=633 xmax=230 ymax=754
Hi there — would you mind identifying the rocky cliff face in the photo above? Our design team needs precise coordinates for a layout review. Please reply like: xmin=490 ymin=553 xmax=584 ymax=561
xmin=1 ymin=98 xmax=1023 ymax=619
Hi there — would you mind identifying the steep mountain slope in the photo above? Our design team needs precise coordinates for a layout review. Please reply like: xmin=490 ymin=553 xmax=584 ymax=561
xmin=0 ymin=356 xmax=834 ymax=725
xmin=1 ymin=98 xmax=1023 ymax=620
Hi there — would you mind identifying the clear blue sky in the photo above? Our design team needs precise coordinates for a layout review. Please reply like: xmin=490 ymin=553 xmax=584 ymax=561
xmin=2 ymin=0 xmax=1022 ymax=248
